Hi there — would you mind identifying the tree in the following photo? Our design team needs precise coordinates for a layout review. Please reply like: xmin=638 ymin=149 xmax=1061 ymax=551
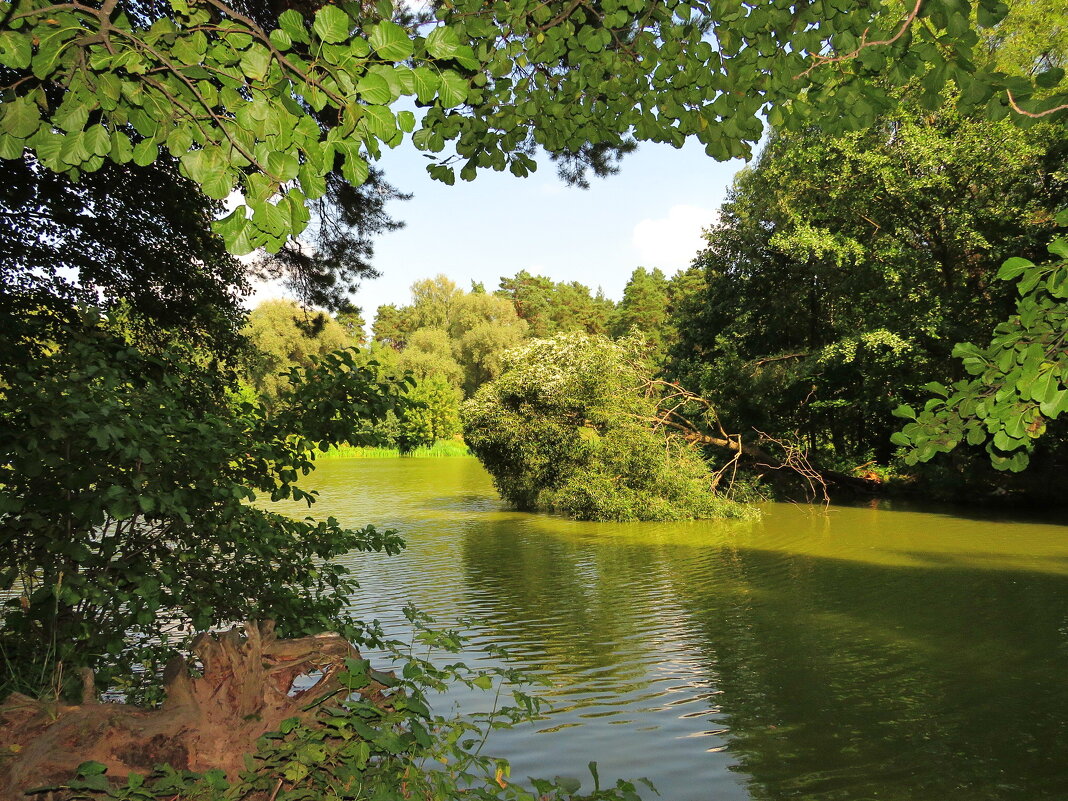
xmin=0 ymin=309 xmax=408 ymax=693
xmin=242 ymin=298 xmax=354 ymax=401
xmin=462 ymin=333 xmax=753 ymax=522
xmin=0 ymin=155 xmax=246 ymax=359
xmin=610 ymin=267 xmax=671 ymax=355
xmin=667 ymin=90 xmax=1066 ymax=471
xmin=496 ymin=270 xmax=613 ymax=337
xmin=397 ymin=375 xmax=462 ymax=452
xmin=3 ymin=0 xmax=1064 ymax=259
xmin=377 ymin=277 xmax=529 ymax=395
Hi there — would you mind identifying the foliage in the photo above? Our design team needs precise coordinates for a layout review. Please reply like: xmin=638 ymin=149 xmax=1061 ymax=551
xmin=463 ymin=333 xmax=753 ymax=522
xmin=397 ymin=375 xmax=462 ymax=453
xmin=378 ymin=276 xmax=529 ymax=397
xmin=3 ymin=0 xmax=1065 ymax=257
xmin=320 ymin=440 xmax=470 ymax=459
xmin=609 ymin=268 xmax=674 ymax=359
xmin=243 ymin=299 xmax=354 ymax=402
xmin=0 ymin=155 xmax=246 ymax=356
xmin=0 ymin=309 xmax=410 ymax=694
xmin=496 ymin=271 xmax=614 ymax=338
xmin=668 ymin=90 xmax=1067 ymax=470
xmin=39 ymin=613 xmax=651 ymax=801
xmin=894 ymin=226 xmax=1068 ymax=472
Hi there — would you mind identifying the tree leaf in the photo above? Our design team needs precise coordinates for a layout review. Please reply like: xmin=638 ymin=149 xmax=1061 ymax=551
xmin=1 ymin=96 xmax=41 ymax=138
xmin=312 ymin=6 xmax=352 ymax=44
xmin=437 ymin=70 xmax=468 ymax=108
xmin=426 ymin=26 xmax=461 ymax=60
xmin=997 ymin=256 xmax=1033 ymax=281
xmin=369 ymin=21 xmax=413 ymax=61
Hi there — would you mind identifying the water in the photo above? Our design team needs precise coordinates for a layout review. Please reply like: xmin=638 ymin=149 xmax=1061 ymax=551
xmin=299 ymin=456 xmax=1068 ymax=801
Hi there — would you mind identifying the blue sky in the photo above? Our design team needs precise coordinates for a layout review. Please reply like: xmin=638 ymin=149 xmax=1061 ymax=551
xmin=253 ymin=137 xmax=747 ymax=319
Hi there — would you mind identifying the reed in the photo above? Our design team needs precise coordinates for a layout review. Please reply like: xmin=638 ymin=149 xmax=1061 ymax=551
xmin=319 ymin=440 xmax=470 ymax=459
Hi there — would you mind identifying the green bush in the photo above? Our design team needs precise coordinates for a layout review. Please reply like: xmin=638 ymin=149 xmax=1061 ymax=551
xmin=462 ymin=333 xmax=754 ymax=522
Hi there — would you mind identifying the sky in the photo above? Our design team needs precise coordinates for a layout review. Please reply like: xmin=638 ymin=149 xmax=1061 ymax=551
xmin=252 ymin=137 xmax=748 ymax=321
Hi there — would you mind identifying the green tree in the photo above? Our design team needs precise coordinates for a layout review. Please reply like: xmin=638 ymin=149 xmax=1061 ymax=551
xmin=462 ymin=333 xmax=752 ymax=522
xmin=668 ymin=91 xmax=1066 ymax=471
xmin=243 ymin=299 xmax=353 ymax=401
xmin=610 ymin=267 xmax=671 ymax=355
xmin=378 ymin=277 xmax=529 ymax=395
xmin=395 ymin=326 xmax=464 ymax=387
xmin=0 ymin=309 xmax=408 ymax=692
xmin=397 ymin=375 xmax=462 ymax=452
xmin=496 ymin=270 xmax=613 ymax=337
xmin=5 ymin=0 xmax=1062 ymax=258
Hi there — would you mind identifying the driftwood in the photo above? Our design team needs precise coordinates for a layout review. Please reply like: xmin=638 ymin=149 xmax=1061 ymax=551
xmin=0 ymin=622 xmax=390 ymax=799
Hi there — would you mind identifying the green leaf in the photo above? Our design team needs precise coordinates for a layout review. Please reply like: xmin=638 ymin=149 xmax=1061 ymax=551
xmin=411 ymin=67 xmax=440 ymax=104
xmin=201 ymin=168 xmax=235 ymax=200
xmin=313 ymin=6 xmax=352 ymax=44
xmin=267 ymin=150 xmax=299 ymax=182
xmin=997 ymin=256 xmax=1033 ymax=281
xmin=554 ymin=776 xmax=582 ymax=794
xmin=1040 ymin=388 xmax=1068 ymax=418
xmin=1035 ymin=67 xmax=1065 ymax=89
xmin=397 ymin=110 xmax=416 ymax=133
xmin=357 ymin=73 xmax=391 ymax=105
xmin=0 ymin=30 xmax=32 ymax=69
xmin=240 ymin=45 xmax=272 ymax=80
xmin=891 ymin=404 xmax=916 ymax=420
xmin=0 ymin=133 xmax=24 ymax=160
xmin=269 ymin=28 xmax=293 ymax=51
xmin=1049 ymin=238 xmax=1068 ymax=259
xmin=437 ymin=70 xmax=469 ymax=108
xmin=341 ymin=151 xmax=369 ymax=186
xmin=369 ymin=21 xmax=414 ymax=61
xmin=84 ymin=125 xmax=111 ymax=157
xmin=362 ymin=105 xmax=396 ymax=139
xmin=426 ymin=26 xmax=461 ymax=60
xmin=278 ymin=10 xmax=310 ymax=44
xmin=77 ymin=761 xmax=108 ymax=777
xmin=132 ymin=139 xmax=158 ymax=167
xmin=298 ymin=163 xmax=327 ymax=199
xmin=1 ymin=96 xmax=41 ymax=138
xmin=53 ymin=99 xmax=91 ymax=133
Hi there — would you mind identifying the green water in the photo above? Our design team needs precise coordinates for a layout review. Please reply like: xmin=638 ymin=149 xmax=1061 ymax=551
xmin=302 ymin=456 xmax=1068 ymax=801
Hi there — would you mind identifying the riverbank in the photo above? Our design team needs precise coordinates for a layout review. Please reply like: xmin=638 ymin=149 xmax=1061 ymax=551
xmin=319 ymin=439 xmax=470 ymax=459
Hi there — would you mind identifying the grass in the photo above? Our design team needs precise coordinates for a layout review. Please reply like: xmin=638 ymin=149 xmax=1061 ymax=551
xmin=319 ymin=440 xmax=470 ymax=459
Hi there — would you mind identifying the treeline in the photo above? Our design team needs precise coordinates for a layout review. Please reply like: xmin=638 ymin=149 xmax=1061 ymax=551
xmin=292 ymin=89 xmax=1065 ymax=501
xmin=244 ymin=266 xmax=689 ymax=452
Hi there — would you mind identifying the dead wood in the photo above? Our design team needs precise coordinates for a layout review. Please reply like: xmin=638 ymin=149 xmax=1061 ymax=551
xmin=0 ymin=622 xmax=391 ymax=799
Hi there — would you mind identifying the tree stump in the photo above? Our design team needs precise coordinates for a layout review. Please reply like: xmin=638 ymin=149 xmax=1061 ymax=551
xmin=0 ymin=622 xmax=390 ymax=798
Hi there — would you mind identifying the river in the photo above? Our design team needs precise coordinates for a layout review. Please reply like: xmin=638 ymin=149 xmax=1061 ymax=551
xmin=301 ymin=456 xmax=1068 ymax=801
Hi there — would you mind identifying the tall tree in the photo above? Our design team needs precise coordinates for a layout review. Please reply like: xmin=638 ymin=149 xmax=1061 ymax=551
xmin=496 ymin=270 xmax=613 ymax=336
xmin=669 ymin=91 xmax=1067 ymax=469
xmin=242 ymin=299 xmax=354 ymax=401
xmin=611 ymin=267 xmax=671 ymax=355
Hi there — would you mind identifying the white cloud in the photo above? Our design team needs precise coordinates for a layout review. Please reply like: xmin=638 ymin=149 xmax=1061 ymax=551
xmin=631 ymin=205 xmax=717 ymax=271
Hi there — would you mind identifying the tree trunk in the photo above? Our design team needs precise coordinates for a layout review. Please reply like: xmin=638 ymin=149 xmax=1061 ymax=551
xmin=0 ymin=622 xmax=390 ymax=798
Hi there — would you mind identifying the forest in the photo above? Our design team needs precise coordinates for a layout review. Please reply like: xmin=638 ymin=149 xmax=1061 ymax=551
xmin=0 ymin=0 xmax=1066 ymax=798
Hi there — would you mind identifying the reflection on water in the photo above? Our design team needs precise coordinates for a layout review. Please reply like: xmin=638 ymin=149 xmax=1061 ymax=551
xmin=296 ymin=456 xmax=1068 ymax=801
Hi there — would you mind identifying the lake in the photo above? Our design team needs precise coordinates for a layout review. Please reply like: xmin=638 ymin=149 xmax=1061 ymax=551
xmin=302 ymin=456 xmax=1068 ymax=801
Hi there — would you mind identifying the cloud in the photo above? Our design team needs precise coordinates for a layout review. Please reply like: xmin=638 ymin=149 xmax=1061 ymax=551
xmin=631 ymin=205 xmax=717 ymax=271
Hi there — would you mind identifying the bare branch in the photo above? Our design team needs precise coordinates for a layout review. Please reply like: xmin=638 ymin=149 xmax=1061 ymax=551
xmin=1006 ymin=90 xmax=1068 ymax=119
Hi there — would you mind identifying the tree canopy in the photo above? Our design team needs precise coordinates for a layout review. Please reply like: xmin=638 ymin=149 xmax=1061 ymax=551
xmin=3 ymin=0 xmax=1065 ymax=258
xmin=667 ymin=89 xmax=1067 ymax=476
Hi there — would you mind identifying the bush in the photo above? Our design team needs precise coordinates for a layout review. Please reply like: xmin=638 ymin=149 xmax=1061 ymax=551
xmin=462 ymin=333 xmax=754 ymax=522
